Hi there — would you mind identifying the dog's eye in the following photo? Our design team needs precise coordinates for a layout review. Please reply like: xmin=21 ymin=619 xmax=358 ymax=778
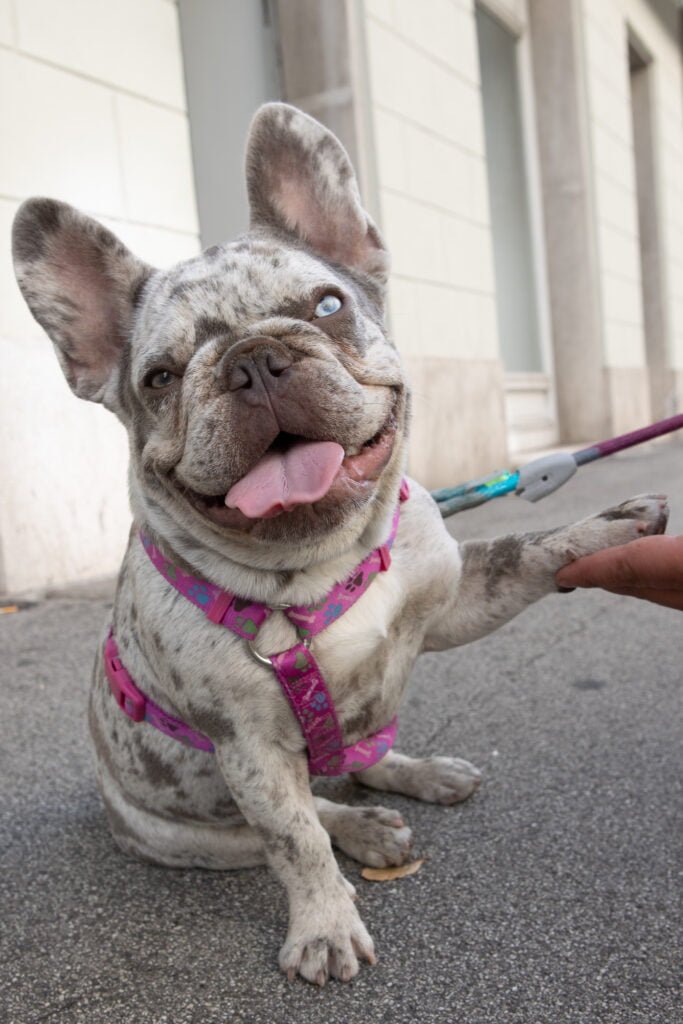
xmin=313 ymin=294 xmax=342 ymax=318
xmin=145 ymin=369 xmax=178 ymax=389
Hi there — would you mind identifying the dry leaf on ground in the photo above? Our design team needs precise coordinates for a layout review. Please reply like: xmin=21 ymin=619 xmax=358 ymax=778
xmin=361 ymin=858 xmax=425 ymax=882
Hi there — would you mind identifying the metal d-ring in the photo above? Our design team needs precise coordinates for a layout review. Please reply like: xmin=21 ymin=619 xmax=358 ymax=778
xmin=247 ymin=633 xmax=312 ymax=666
xmin=247 ymin=639 xmax=273 ymax=666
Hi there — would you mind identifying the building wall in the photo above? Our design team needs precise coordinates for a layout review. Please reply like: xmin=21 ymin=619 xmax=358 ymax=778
xmin=581 ymin=0 xmax=683 ymax=433
xmin=361 ymin=0 xmax=682 ymax=473
xmin=2 ymin=0 xmax=681 ymax=593
xmin=582 ymin=0 xmax=649 ymax=435
xmin=0 ymin=0 xmax=200 ymax=595
xmin=583 ymin=0 xmax=648 ymax=374
xmin=359 ymin=0 xmax=509 ymax=487
xmin=623 ymin=0 xmax=683 ymax=398
xmin=573 ymin=0 xmax=683 ymax=436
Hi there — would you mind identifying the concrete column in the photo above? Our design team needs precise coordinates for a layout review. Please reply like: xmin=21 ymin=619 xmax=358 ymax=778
xmin=178 ymin=0 xmax=281 ymax=247
xmin=629 ymin=54 xmax=673 ymax=421
xmin=528 ymin=0 xmax=609 ymax=443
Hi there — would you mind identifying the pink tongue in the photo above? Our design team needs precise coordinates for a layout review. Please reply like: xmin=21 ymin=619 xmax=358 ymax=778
xmin=225 ymin=441 xmax=345 ymax=518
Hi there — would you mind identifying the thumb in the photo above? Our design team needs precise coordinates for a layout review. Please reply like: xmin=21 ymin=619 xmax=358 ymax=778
xmin=555 ymin=535 xmax=683 ymax=592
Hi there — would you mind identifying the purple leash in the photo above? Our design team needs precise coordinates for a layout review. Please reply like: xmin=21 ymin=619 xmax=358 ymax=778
xmin=514 ymin=413 xmax=683 ymax=503
xmin=574 ymin=413 xmax=683 ymax=464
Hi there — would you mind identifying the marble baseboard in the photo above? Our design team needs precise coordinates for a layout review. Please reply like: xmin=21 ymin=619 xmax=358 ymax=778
xmin=403 ymin=356 xmax=509 ymax=490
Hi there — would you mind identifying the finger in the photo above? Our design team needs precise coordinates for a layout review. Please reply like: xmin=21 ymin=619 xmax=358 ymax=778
xmin=556 ymin=535 xmax=683 ymax=591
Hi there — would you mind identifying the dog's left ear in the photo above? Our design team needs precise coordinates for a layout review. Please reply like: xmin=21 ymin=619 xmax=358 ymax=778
xmin=246 ymin=103 xmax=388 ymax=283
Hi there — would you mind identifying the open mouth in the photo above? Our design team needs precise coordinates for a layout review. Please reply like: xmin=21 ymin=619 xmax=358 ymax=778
xmin=180 ymin=409 xmax=398 ymax=527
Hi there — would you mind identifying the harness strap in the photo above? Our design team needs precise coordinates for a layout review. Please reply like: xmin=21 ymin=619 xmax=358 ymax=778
xmin=104 ymin=630 xmax=215 ymax=753
xmin=141 ymin=481 xmax=409 ymax=641
xmin=269 ymin=642 xmax=398 ymax=775
xmin=140 ymin=538 xmax=271 ymax=641
xmin=284 ymin=498 xmax=404 ymax=642
xmin=107 ymin=479 xmax=409 ymax=775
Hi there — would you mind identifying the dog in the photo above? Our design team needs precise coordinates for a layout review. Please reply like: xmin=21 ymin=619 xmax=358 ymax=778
xmin=12 ymin=103 xmax=668 ymax=986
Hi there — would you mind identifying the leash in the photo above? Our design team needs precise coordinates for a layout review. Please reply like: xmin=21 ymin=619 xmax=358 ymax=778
xmin=431 ymin=413 xmax=683 ymax=518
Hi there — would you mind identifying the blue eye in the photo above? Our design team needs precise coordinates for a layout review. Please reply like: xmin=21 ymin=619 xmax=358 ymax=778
xmin=146 ymin=369 xmax=178 ymax=389
xmin=314 ymin=294 xmax=342 ymax=318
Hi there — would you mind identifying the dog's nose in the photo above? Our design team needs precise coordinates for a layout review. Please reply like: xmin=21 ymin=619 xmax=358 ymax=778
xmin=219 ymin=339 xmax=293 ymax=393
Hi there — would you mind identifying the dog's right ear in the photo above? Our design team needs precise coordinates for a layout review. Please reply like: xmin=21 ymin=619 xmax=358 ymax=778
xmin=246 ymin=103 xmax=388 ymax=283
xmin=12 ymin=198 xmax=152 ymax=404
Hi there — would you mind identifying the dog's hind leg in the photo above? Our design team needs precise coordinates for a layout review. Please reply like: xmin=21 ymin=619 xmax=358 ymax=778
xmin=98 ymin=765 xmax=413 ymax=870
xmin=353 ymin=751 xmax=482 ymax=805
xmin=97 ymin=765 xmax=266 ymax=869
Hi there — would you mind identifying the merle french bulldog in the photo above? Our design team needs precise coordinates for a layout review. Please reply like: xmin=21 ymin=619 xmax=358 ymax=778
xmin=12 ymin=103 xmax=668 ymax=985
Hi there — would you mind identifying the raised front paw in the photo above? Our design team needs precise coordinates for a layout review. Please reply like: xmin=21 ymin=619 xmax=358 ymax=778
xmin=279 ymin=894 xmax=376 ymax=985
xmin=562 ymin=493 xmax=669 ymax=561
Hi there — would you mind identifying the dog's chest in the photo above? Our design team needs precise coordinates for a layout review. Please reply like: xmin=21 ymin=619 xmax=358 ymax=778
xmin=118 ymin=540 xmax=423 ymax=750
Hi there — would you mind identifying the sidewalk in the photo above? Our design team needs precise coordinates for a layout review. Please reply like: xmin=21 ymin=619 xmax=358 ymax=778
xmin=1 ymin=443 xmax=681 ymax=1024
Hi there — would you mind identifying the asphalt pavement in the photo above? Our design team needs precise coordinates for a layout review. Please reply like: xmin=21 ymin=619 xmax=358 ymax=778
xmin=1 ymin=443 xmax=681 ymax=1024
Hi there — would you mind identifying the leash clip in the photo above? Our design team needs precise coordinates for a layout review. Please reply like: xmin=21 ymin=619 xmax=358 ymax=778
xmin=515 ymin=452 xmax=578 ymax=503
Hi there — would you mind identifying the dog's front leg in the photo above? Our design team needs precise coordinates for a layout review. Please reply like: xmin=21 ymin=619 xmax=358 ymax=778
xmin=214 ymin=740 xmax=375 ymax=985
xmin=425 ymin=493 xmax=668 ymax=650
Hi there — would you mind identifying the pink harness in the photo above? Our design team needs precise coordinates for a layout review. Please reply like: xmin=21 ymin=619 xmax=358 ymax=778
xmin=104 ymin=481 xmax=409 ymax=776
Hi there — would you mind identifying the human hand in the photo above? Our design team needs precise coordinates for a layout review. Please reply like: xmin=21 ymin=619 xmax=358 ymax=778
xmin=555 ymin=534 xmax=683 ymax=610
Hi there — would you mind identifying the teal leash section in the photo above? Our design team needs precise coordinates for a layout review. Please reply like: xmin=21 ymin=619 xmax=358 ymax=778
xmin=431 ymin=469 xmax=519 ymax=517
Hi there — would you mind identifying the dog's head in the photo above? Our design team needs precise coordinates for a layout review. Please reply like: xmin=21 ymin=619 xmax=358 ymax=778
xmin=12 ymin=104 xmax=408 ymax=567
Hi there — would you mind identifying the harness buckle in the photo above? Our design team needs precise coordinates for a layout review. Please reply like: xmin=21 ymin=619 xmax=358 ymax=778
xmin=378 ymin=544 xmax=392 ymax=572
xmin=104 ymin=632 xmax=146 ymax=722
xmin=206 ymin=590 xmax=234 ymax=625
